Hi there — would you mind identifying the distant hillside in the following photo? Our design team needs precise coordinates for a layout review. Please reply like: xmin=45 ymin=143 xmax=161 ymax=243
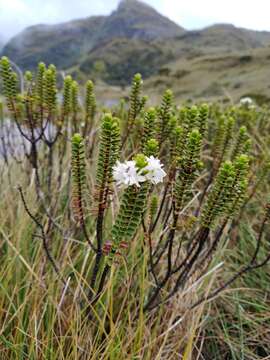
xmin=76 ymin=22 xmax=270 ymax=85
xmin=144 ymin=46 xmax=270 ymax=104
xmin=172 ymin=24 xmax=270 ymax=56
xmin=2 ymin=16 xmax=106 ymax=69
xmin=199 ymin=24 xmax=270 ymax=49
xmin=78 ymin=38 xmax=175 ymax=85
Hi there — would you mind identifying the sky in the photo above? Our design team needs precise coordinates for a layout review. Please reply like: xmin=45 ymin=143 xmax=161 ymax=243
xmin=1 ymin=0 xmax=270 ymax=42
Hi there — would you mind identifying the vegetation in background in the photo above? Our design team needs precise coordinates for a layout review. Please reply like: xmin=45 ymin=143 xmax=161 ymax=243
xmin=0 ymin=56 xmax=270 ymax=359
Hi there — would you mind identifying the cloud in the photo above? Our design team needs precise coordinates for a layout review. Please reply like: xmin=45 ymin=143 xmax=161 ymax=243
xmin=0 ymin=0 xmax=30 ymax=38
xmin=0 ymin=0 xmax=119 ymax=40
xmin=153 ymin=0 xmax=270 ymax=31
xmin=1 ymin=0 xmax=270 ymax=42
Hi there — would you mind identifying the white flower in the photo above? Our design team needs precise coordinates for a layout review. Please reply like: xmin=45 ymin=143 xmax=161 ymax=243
xmin=113 ymin=156 xmax=166 ymax=188
xmin=240 ymin=97 xmax=253 ymax=106
xmin=113 ymin=161 xmax=128 ymax=185
xmin=144 ymin=156 xmax=166 ymax=184
xmin=113 ymin=160 xmax=146 ymax=187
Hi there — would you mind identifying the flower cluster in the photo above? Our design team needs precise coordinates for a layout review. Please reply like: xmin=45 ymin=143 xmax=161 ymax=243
xmin=113 ymin=155 xmax=166 ymax=187
xmin=240 ymin=97 xmax=254 ymax=108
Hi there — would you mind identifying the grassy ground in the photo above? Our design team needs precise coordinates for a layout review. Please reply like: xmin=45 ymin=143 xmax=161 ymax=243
xmin=1 ymin=161 xmax=269 ymax=359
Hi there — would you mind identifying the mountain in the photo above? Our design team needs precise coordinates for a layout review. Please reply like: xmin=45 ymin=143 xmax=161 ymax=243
xmin=94 ymin=0 xmax=185 ymax=42
xmin=2 ymin=0 xmax=270 ymax=90
xmin=2 ymin=0 xmax=184 ymax=72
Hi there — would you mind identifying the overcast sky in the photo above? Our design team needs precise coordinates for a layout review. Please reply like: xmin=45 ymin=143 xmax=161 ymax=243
xmin=1 ymin=0 xmax=270 ymax=41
